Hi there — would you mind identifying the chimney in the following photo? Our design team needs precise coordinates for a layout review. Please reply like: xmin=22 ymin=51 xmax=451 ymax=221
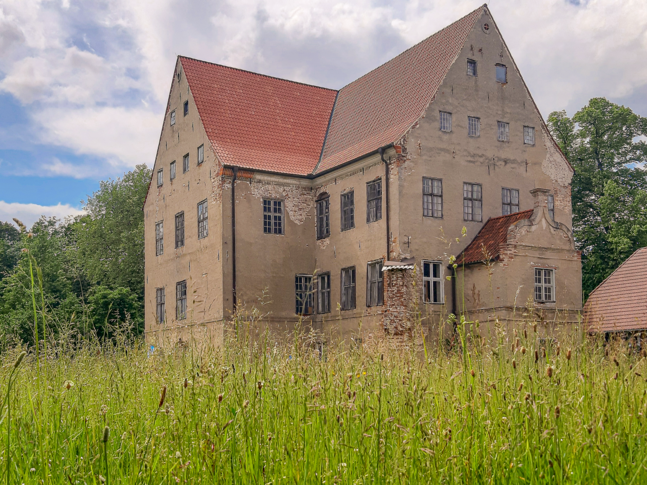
xmin=530 ymin=188 xmax=550 ymax=218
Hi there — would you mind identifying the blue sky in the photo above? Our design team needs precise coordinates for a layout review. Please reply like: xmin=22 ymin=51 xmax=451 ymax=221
xmin=1 ymin=0 xmax=646 ymax=227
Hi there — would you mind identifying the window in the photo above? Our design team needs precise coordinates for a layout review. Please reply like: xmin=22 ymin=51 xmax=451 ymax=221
xmin=176 ymin=280 xmax=187 ymax=320
xmin=497 ymin=121 xmax=510 ymax=142
xmin=197 ymin=144 xmax=204 ymax=165
xmin=175 ymin=212 xmax=184 ymax=248
xmin=155 ymin=221 xmax=164 ymax=256
xmin=524 ymin=126 xmax=535 ymax=145
xmin=463 ymin=183 xmax=482 ymax=222
xmin=316 ymin=195 xmax=330 ymax=239
xmin=295 ymin=275 xmax=314 ymax=315
xmin=341 ymin=191 xmax=355 ymax=231
xmin=157 ymin=168 xmax=163 ymax=187
xmin=318 ymin=273 xmax=331 ymax=314
xmin=502 ymin=188 xmax=520 ymax=215
xmin=183 ymin=154 xmax=190 ymax=173
xmin=170 ymin=110 xmax=176 ymax=126
xmin=468 ymin=116 xmax=480 ymax=137
xmin=198 ymin=199 xmax=208 ymax=239
xmin=263 ymin=199 xmax=284 ymax=235
xmin=534 ymin=268 xmax=555 ymax=303
xmin=439 ymin=111 xmax=452 ymax=132
xmin=467 ymin=59 xmax=477 ymax=77
xmin=183 ymin=100 xmax=189 ymax=116
xmin=366 ymin=260 xmax=384 ymax=307
xmin=423 ymin=261 xmax=444 ymax=304
xmin=548 ymin=194 xmax=555 ymax=220
xmin=156 ymin=288 xmax=165 ymax=324
xmin=366 ymin=179 xmax=382 ymax=223
xmin=496 ymin=64 xmax=507 ymax=83
xmin=170 ymin=161 xmax=176 ymax=181
xmin=340 ymin=267 xmax=356 ymax=311
xmin=423 ymin=178 xmax=442 ymax=218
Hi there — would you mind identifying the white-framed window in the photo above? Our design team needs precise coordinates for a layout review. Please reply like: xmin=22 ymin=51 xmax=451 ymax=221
xmin=157 ymin=168 xmax=163 ymax=187
xmin=197 ymin=144 xmax=204 ymax=165
xmin=170 ymin=110 xmax=176 ymax=126
xmin=524 ymin=126 xmax=535 ymax=145
xmin=439 ymin=111 xmax=452 ymax=132
xmin=318 ymin=273 xmax=331 ymax=314
xmin=155 ymin=221 xmax=163 ymax=256
xmin=156 ymin=288 xmax=165 ymax=324
xmin=341 ymin=191 xmax=355 ymax=231
xmin=366 ymin=260 xmax=384 ymax=307
xmin=176 ymin=280 xmax=187 ymax=320
xmin=496 ymin=64 xmax=507 ymax=83
xmin=423 ymin=261 xmax=444 ymax=304
xmin=502 ymin=188 xmax=519 ymax=215
xmin=548 ymin=194 xmax=555 ymax=220
xmin=295 ymin=275 xmax=314 ymax=315
xmin=497 ymin=121 xmax=510 ymax=142
xmin=463 ymin=183 xmax=482 ymax=222
xmin=183 ymin=154 xmax=190 ymax=173
xmin=316 ymin=195 xmax=330 ymax=239
xmin=467 ymin=59 xmax=477 ymax=77
xmin=263 ymin=199 xmax=284 ymax=235
xmin=170 ymin=161 xmax=176 ymax=181
xmin=534 ymin=268 xmax=555 ymax=303
xmin=175 ymin=212 xmax=184 ymax=248
xmin=340 ymin=267 xmax=356 ymax=311
xmin=423 ymin=178 xmax=442 ymax=218
xmin=198 ymin=199 xmax=208 ymax=239
xmin=366 ymin=179 xmax=382 ymax=223
xmin=468 ymin=116 xmax=480 ymax=137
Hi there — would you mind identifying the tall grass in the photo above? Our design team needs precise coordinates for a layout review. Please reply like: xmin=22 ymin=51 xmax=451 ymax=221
xmin=0 ymin=324 xmax=646 ymax=483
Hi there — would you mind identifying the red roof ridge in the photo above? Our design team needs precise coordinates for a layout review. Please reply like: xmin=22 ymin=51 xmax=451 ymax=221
xmin=485 ymin=209 xmax=533 ymax=221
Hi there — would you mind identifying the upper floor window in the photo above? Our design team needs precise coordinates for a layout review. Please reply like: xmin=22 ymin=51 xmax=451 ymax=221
xmin=295 ymin=275 xmax=314 ymax=315
xmin=423 ymin=261 xmax=443 ymax=304
xmin=548 ymin=194 xmax=555 ymax=220
xmin=468 ymin=116 xmax=480 ymax=137
xmin=175 ymin=212 xmax=184 ymax=248
xmin=467 ymin=59 xmax=477 ymax=77
xmin=340 ymin=266 xmax=356 ymax=311
xmin=423 ymin=178 xmax=442 ymax=218
xmin=318 ymin=273 xmax=331 ymax=314
xmin=366 ymin=179 xmax=382 ymax=223
xmin=157 ymin=168 xmax=163 ymax=187
xmin=502 ymin=188 xmax=519 ymax=215
xmin=496 ymin=64 xmax=507 ymax=83
xmin=497 ymin=121 xmax=510 ymax=142
xmin=183 ymin=154 xmax=190 ymax=173
xmin=170 ymin=110 xmax=176 ymax=126
xmin=263 ymin=199 xmax=284 ymax=235
xmin=156 ymin=288 xmax=165 ymax=324
xmin=534 ymin=268 xmax=555 ymax=303
xmin=197 ymin=144 xmax=204 ymax=165
xmin=170 ymin=161 xmax=176 ymax=181
xmin=176 ymin=280 xmax=187 ymax=320
xmin=155 ymin=221 xmax=164 ymax=256
xmin=463 ymin=183 xmax=482 ymax=222
xmin=341 ymin=191 xmax=355 ymax=231
xmin=183 ymin=100 xmax=189 ymax=116
xmin=366 ymin=260 xmax=384 ymax=307
xmin=439 ymin=111 xmax=452 ymax=132
xmin=198 ymin=199 xmax=208 ymax=239
xmin=316 ymin=195 xmax=330 ymax=239
xmin=524 ymin=126 xmax=535 ymax=145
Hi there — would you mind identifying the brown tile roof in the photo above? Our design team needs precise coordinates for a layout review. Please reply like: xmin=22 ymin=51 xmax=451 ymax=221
xmin=179 ymin=5 xmax=484 ymax=176
xmin=456 ymin=210 xmax=533 ymax=265
xmin=583 ymin=248 xmax=647 ymax=333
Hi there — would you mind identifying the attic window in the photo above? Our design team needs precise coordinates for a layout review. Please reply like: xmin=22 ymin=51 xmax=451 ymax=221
xmin=157 ymin=168 xmax=163 ymax=187
xmin=170 ymin=110 xmax=176 ymax=126
xmin=467 ymin=59 xmax=477 ymax=77
xmin=197 ymin=144 xmax=204 ymax=165
xmin=496 ymin=64 xmax=507 ymax=84
xmin=524 ymin=126 xmax=535 ymax=145
xmin=184 ymin=101 xmax=189 ymax=116
xmin=439 ymin=111 xmax=452 ymax=132
xmin=468 ymin=116 xmax=480 ymax=137
xmin=497 ymin=121 xmax=510 ymax=142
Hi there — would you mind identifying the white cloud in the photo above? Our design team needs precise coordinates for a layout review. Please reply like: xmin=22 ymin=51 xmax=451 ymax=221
xmin=0 ymin=201 xmax=84 ymax=229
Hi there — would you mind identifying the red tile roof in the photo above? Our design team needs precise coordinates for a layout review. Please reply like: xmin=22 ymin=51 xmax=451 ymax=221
xmin=456 ymin=210 xmax=533 ymax=265
xmin=179 ymin=5 xmax=484 ymax=176
xmin=583 ymin=248 xmax=647 ymax=333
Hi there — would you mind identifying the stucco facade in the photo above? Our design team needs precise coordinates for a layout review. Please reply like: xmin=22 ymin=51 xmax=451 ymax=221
xmin=144 ymin=5 xmax=582 ymax=347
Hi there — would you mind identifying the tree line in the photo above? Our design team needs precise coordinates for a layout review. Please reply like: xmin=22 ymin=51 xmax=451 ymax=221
xmin=0 ymin=98 xmax=646 ymax=344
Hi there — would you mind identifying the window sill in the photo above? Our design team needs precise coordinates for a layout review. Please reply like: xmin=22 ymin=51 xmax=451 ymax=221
xmin=316 ymin=235 xmax=330 ymax=241
xmin=424 ymin=301 xmax=446 ymax=305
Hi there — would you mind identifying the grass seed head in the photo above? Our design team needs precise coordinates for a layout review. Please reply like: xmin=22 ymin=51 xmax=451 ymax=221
xmin=554 ymin=406 xmax=560 ymax=419
xmin=525 ymin=393 xmax=530 ymax=401
xmin=534 ymin=350 xmax=539 ymax=363
xmin=613 ymin=357 xmax=619 ymax=367
xmin=521 ymin=347 xmax=526 ymax=355
xmin=512 ymin=359 xmax=516 ymax=370
xmin=566 ymin=349 xmax=572 ymax=361
xmin=243 ymin=400 xmax=249 ymax=408
xmin=546 ymin=366 xmax=553 ymax=378
xmin=470 ymin=369 xmax=475 ymax=377
xmin=102 ymin=426 xmax=110 ymax=443
xmin=184 ymin=378 xmax=188 ymax=388
xmin=556 ymin=345 xmax=560 ymax=356
xmin=218 ymin=394 xmax=223 ymax=403
xmin=159 ymin=386 xmax=167 ymax=408
xmin=518 ymin=382 xmax=523 ymax=391
xmin=14 ymin=351 xmax=26 ymax=369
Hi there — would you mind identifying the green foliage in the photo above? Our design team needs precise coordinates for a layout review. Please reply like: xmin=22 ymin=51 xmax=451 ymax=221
xmin=0 ymin=221 xmax=20 ymax=281
xmin=87 ymin=285 xmax=143 ymax=338
xmin=548 ymin=98 xmax=647 ymax=298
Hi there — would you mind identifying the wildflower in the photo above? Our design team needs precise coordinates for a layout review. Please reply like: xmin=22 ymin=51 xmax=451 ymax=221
xmin=546 ymin=366 xmax=553 ymax=378
xmin=21 ymin=248 xmax=28 ymax=253
xmin=63 ymin=380 xmax=74 ymax=390
xmin=27 ymin=232 xmax=34 ymax=239
xmin=100 ymin=405 xmax=108 ymax=416
xmin=176 ymin=451 xmax=182 ymax=459
xmin=449 ymin=255 xmax=456 ymax=264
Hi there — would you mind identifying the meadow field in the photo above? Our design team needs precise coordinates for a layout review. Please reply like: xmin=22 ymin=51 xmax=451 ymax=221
xmin=1 ymin=320 xmax=646 ymax=484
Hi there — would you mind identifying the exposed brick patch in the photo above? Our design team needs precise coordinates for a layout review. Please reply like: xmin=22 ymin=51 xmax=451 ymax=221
xmin=541 ymin=127 xmax=572 ymax=211
xmin=249 ymin=180 xmax=314 ymax=225
xmin=383 ymin=268 xmax=415 ymax=335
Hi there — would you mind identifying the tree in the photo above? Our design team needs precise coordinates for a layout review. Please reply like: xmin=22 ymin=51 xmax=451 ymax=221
xmin=548 ymin=98 xmax=647 ymax=298
xmin=0 ymin=221 xmax=20 ymax=281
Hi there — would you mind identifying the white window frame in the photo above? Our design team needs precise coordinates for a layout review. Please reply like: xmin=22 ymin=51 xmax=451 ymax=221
xmin=157 ymin=168 xmax=163 ymax=187
xmin=534 ymin=268 xmax=555 ymax=303
xmin=198 ymin=199 xmax=208 ymax=239
xmin=439 ymin=111 xmax=452 ymax=132
xmin=497 ymin=121 xmax=510 ymax=142
xmin=170 ymin=110 xmax=176 ymax=126
xmin=423 ymin=261 xmax=444 ymax=304
xmin=423 ymin=178 xmax=442 ymax=218
xmin=523 ymin=126 xmax=535 ymax=145
xmin=197 ymin=144 xmax=204 ymax=165
xmin=263 ymin=199 xmax=284 ymax=235
xmin=468 ymin=116 xmax=480 ymax=137
xmin=502 ymin=188 xmax=519 ymax=215
xmin=170 ymin=161 xmax=176 ymax=181
xmin=463 ymin=183 xmax=482 ymax=222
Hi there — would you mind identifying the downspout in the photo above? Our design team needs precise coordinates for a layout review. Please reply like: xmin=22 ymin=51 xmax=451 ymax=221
xmin=231 ymin=167 xmax=238 ymax=311
xmin=378 ymin=147 xmax=390 ymax=260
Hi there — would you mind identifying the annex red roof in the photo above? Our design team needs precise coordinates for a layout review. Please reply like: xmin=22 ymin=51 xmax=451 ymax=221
xmin=456 ymin=210 xmax=533 ymax=265
xmin=583 ymin=248 xmax=647 ymax=333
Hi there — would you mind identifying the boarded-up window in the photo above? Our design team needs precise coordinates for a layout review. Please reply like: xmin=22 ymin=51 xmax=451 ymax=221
xmin=316 ymin=196 xmax=330 ymax=239
xmin=155 ymin=221 xmax=163 ymax=256
xmin=534 ymin=268 xmax=555 ymax=303
xmin=318 ymin=273 xmax=331 ymax=314
xmin=175 ymin=212 xmax=184 ymax=248
xmin=198 ymin=199 xmax=208 ymax=239
xmin=497 ymin=121 xmax=510 ymax=142
xmin=366 ymin=179 xmax=382 ymax=223
xmin=341 ymin=267 xmax=356 ymax=310
xmin=156 ymin=288 xmax=165 ymax=324
xmin=341 ymin=191 xmax=355 ymax=231
xmin=176 ymin=280 xmax=187 ymax=320
xmin=366 ymin=260 xmax=384 ymax=307
xmin=423 ymin=178 xmax=442 ymax=218
xmin=263 ymin=199 xmax=284 ymax=234
xmin=463 ymin=183 xmax=482 ymax=222
xmin=439 ymin=111 xmax=452 ymax=132
xmin=423 ymin=261 xmax=443 ymax=304
xmin=295 ymin=275 xmax=314 ymax=315
xmin=502 ymin=188 xmax=519 ymax=215
xmin=524 ymin=126 xmax=535 ymax=145
xmin=468 ymin=116 xmax=480 ymax=137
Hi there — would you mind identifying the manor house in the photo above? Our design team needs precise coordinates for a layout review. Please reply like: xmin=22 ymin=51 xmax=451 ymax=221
xmin=144 ymin=5 xmax=582 ymax=346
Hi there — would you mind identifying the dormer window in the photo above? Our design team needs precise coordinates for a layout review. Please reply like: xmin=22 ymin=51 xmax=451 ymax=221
xmin=467 ymin=59 xmax=477 ymax=77
xmin=496 ymin=64 xmax=507 ymax=84
xmin=170 ymin=110 xmax=176 ymax=126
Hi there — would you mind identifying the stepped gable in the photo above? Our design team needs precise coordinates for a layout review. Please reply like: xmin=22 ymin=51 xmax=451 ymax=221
xmin=584 ymin=248 xmax=647 ymax=333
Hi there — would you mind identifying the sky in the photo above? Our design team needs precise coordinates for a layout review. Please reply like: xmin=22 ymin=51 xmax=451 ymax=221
xmin=1 ymin=0 xmax=646 ymax=228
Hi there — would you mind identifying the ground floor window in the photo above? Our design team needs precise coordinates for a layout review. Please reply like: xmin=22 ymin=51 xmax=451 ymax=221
xmin=534 ymin=268 xmax=555 ymax=303
xmin=423 ymin=261 xmax=444 ymax=303
xmin=341 ymin=267 xmax=356 ymax=310
xmin=318 ymin=273 xmax=331 ymax=314
xmin=156 ymin=288 xmax=165 ymax=324
xmin=295 ymin=275 xmax=314 ymax=315
xmin=366 ymin=260 xmax=384 ymax=307
xmin=176 ymin=280 xmax=187 ymax=320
